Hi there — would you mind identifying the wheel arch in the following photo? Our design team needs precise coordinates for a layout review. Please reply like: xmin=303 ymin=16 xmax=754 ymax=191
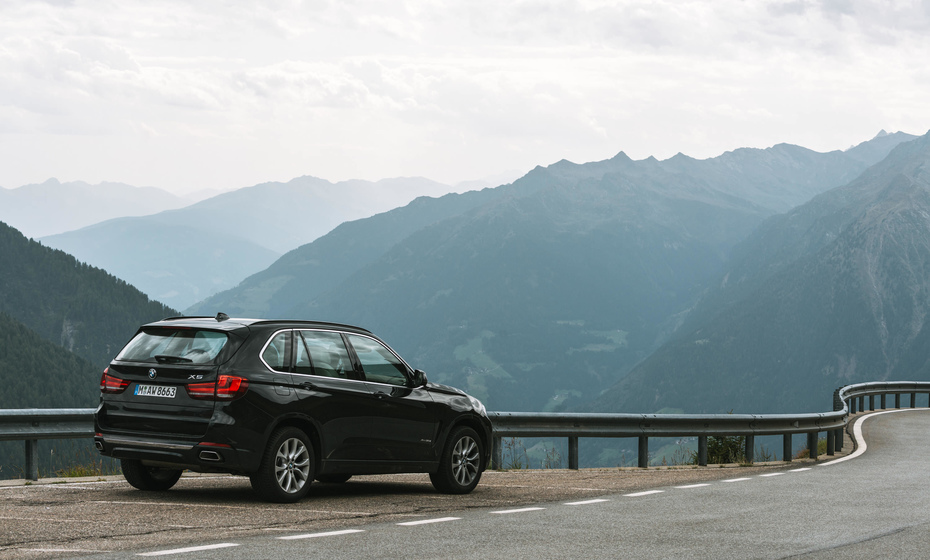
xmin=447 ymin=415 xmax=492 ymax=469
xmin=264 ymin=414 xmax=324 ymax=472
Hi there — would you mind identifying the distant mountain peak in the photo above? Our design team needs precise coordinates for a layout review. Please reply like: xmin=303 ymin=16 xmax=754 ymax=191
xmin=610 ymin=151 xmax=633 ymax=162
xmin=874 ymin=129 xmax=889 ymax=139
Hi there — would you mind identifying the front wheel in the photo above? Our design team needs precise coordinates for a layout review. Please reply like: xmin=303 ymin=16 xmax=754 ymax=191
xmin=430 ymin=426 xmax=484 ymax=494
xmin=250 ymin=427 xmax=315 ymax=503
xmin=120 ymin=459 xmax=182 ymax=491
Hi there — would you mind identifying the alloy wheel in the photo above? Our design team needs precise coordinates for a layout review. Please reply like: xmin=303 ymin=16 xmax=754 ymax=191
xmin=274 ymin=437 xmax=311 ymax=493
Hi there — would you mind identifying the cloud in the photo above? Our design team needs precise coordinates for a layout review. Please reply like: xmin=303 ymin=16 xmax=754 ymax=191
xmin=0 ymin=0 xmax=929 ymax=191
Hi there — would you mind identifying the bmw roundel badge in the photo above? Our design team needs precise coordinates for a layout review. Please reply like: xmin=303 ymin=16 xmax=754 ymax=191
xmin=148 ymin=369 xmax=157 ymax=379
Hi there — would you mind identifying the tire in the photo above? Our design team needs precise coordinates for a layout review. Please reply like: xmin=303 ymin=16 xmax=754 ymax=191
xmin=250 ymin=427 xmax=315 ymax=503
xmin=120 ymin=459 xmax=182 ymax=491
xmin=430 ymin=426 xmax=484 ymax=494
xmin=315 ymin=474 xmax=352 ymax=484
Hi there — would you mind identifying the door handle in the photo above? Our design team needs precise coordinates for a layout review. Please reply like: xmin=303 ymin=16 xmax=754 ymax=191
xmin=301 ymin=381 xmax=317 ymax=390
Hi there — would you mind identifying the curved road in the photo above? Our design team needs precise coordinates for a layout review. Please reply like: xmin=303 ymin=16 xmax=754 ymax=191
xmin=3 ymin=409 xmax=929 ymax=559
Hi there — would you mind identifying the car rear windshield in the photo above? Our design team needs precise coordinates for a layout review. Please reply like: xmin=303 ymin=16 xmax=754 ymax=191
xmin=116 ymin=328 xmax=229 ymax=365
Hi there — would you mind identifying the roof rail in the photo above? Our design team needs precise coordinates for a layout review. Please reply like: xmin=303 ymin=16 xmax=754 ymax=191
xmin=159 ymin=315 xmax=214 ymax=321
xmin=248 ymin=319 xmax=372 ymax=334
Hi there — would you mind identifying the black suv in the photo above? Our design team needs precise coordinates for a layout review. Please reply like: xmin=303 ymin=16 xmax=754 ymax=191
xmin=94 ymin=315 xmax=492 ymax=503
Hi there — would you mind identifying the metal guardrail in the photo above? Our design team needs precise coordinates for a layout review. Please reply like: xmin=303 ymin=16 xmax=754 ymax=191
xmin=0 ymin=408 xmax=95 ymax=481
xmin=489 ymin=381 xmax=930 ymax=469
xmin=2 ymin=382 xmax=929 ymax=480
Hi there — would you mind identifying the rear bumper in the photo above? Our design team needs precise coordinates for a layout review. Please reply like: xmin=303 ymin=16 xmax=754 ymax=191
xmin=95 ymin=433 xmax=256 ymax=474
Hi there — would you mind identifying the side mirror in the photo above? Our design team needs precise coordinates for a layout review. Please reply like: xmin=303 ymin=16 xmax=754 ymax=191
xmin=412 ymin=369 xmax=428 ymax=387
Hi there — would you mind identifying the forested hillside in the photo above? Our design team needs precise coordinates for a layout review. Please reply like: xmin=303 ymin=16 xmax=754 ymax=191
xmin=0 ymin=221 xmax=175 ymax=370
xmin=0 ymin=312 xmax=100 ymax=408
xmin=0 ymin=312 xmax=105 ymax=479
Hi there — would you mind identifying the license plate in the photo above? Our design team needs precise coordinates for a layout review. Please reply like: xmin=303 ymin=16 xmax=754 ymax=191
xmin=134 ymin=384 xmax=177 ymax=398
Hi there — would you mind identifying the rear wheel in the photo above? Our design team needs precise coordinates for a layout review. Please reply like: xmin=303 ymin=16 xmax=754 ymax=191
xmin=430 ymin=426 xmax=484 ymax=494
xmin=250 ymin=427 xmax=315 ymax=503
xmin=120 ymin=459 xmax=182 ymax=491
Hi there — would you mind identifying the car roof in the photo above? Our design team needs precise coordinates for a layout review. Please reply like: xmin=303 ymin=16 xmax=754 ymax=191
xmin=146 ymin=315 xmax=373 ymax=335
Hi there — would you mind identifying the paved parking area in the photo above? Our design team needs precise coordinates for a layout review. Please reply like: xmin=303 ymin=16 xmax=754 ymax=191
xmin=0 ymin=454 xmax=834 ymax=560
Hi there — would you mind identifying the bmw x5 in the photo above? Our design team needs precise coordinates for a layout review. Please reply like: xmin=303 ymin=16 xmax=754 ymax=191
xmin=94 ymin=314 xmax=492 ymax=503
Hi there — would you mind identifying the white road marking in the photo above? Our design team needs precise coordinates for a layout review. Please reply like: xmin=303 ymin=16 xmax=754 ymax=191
xmin=624 ymin=490 xmax=664 ymax=497
xmin=675 ymin=484 xmax=710 ymax=489
xmin=788 ymin=468 xmax=811 ymax=472
xmin=137 ymin=543 xmax=239 ymax=556
xmin=397 ymin=517 xmax=461 ymax=526
xmin=722 ymin=478 xmax=751 ymax=483
xmin=565 ymin=499 xmax=609 ymax=505
xmin=278 ymin=529 xmax=366 ymax=540
xmin=820 ymin=408 xmax=927 ymax=466
xmin=491 ymin=507 xmax=546 ymax=514
xmin=759 ymin=473 xmax=785 ymax=477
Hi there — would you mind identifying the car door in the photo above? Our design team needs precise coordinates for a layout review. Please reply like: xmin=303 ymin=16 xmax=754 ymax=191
xmin=344 ymin=333 xmax=440 ymax=463
xmin=290 ymin=329 xmax=374 ymax=462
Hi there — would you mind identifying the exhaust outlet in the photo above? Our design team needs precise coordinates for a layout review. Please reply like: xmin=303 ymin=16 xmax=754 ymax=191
xmin=94 ymin=441 xmax=104 ymax=451
xmin=199 ymin=450 xmax=223 ymax=462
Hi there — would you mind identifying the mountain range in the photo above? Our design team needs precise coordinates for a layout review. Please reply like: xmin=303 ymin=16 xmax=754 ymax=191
xmin=189 ymin=131 xmax=917 ymax=413
xmin=3 ymin=130 xmax=926 ymax=422
xmin=40 ymin=176 xmax=463 ymax=309
xmin=0 ymin=178 xmax=192 ymax=239
xmin=589 ymin=131 xmax=930 ymax=414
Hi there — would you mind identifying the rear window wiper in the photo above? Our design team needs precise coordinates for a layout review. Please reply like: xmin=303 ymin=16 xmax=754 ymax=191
xmin=154 ymin=355 xmax=194 ymax=364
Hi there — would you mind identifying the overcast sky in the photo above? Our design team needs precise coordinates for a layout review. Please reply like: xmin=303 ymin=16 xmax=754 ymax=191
xmin=1 ymin=0 xmax=929 ymax=195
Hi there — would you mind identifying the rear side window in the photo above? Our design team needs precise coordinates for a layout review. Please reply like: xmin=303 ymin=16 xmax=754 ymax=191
xmin=261 ymin=331 xmax=292 ymax=372
xmin=346 ymin=334 xmax=409 ymax=386
xmin=116 ymin=329 xmax=228 ymax=365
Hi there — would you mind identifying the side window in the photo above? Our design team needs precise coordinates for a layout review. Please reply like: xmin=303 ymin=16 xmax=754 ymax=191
xmin=261 ymin=331 xmax=291 ymax=372
xmin=299 ymin=330 xmax=352 ymax=379
xmin=346 ymin=334 xmax=408 ymax=387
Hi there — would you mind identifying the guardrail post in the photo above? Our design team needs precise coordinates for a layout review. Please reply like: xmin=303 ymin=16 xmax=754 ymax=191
xmin=568 ymin=436 xmax=579 ymax=470
xmin=492 ymin=436 xmax=502 ymax=470
xmin=895 ymin=394 xmax=901 ymax=409
xmin=807 ymin=432 xmax=818 ymax=460
xmin=836 ymin=427 xmax=844 ymax=451
xmin=911 ymin=393 xmax=917 ymax=408
xmin=25 ymin=439 xmax=39 ymax=481
xmin=850 ymin=398 xmax=857 ymax=413
xmin=826 ymin=430 xmax=835 ymax=456
xmin=783 ymin=434 xmax=792 ymax=462
xmin=869 ymin=395 xmax=875 ymax=411
xmin=744 ymin=434 xmax=754 ymax=464
xmin=638 ymin=436 xmax=648 ymax=468
xmin=880 ymin=394 xmax=886 ymax=409
xmin=698 ymin=436 xmax=708 ymax=466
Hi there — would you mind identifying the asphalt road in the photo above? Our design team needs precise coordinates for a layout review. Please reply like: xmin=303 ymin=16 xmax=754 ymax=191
xmin=2 ymin=409 xmax=928 ymax=559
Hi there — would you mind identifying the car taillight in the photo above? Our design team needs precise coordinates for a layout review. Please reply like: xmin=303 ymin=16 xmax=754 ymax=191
xmin=186 ymin=375 xmax=248 ymax=401
xmin=186 ymin=381 xmax=216 ymax=400
xmin=100 ymin=368 xmax=129 ymax=394
xmin=216 ymin=375 xmax=249 ymax=400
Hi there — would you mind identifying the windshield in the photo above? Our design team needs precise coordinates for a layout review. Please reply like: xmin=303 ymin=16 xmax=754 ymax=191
xmin=116 ymin=328 xmax=229 ymax=365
